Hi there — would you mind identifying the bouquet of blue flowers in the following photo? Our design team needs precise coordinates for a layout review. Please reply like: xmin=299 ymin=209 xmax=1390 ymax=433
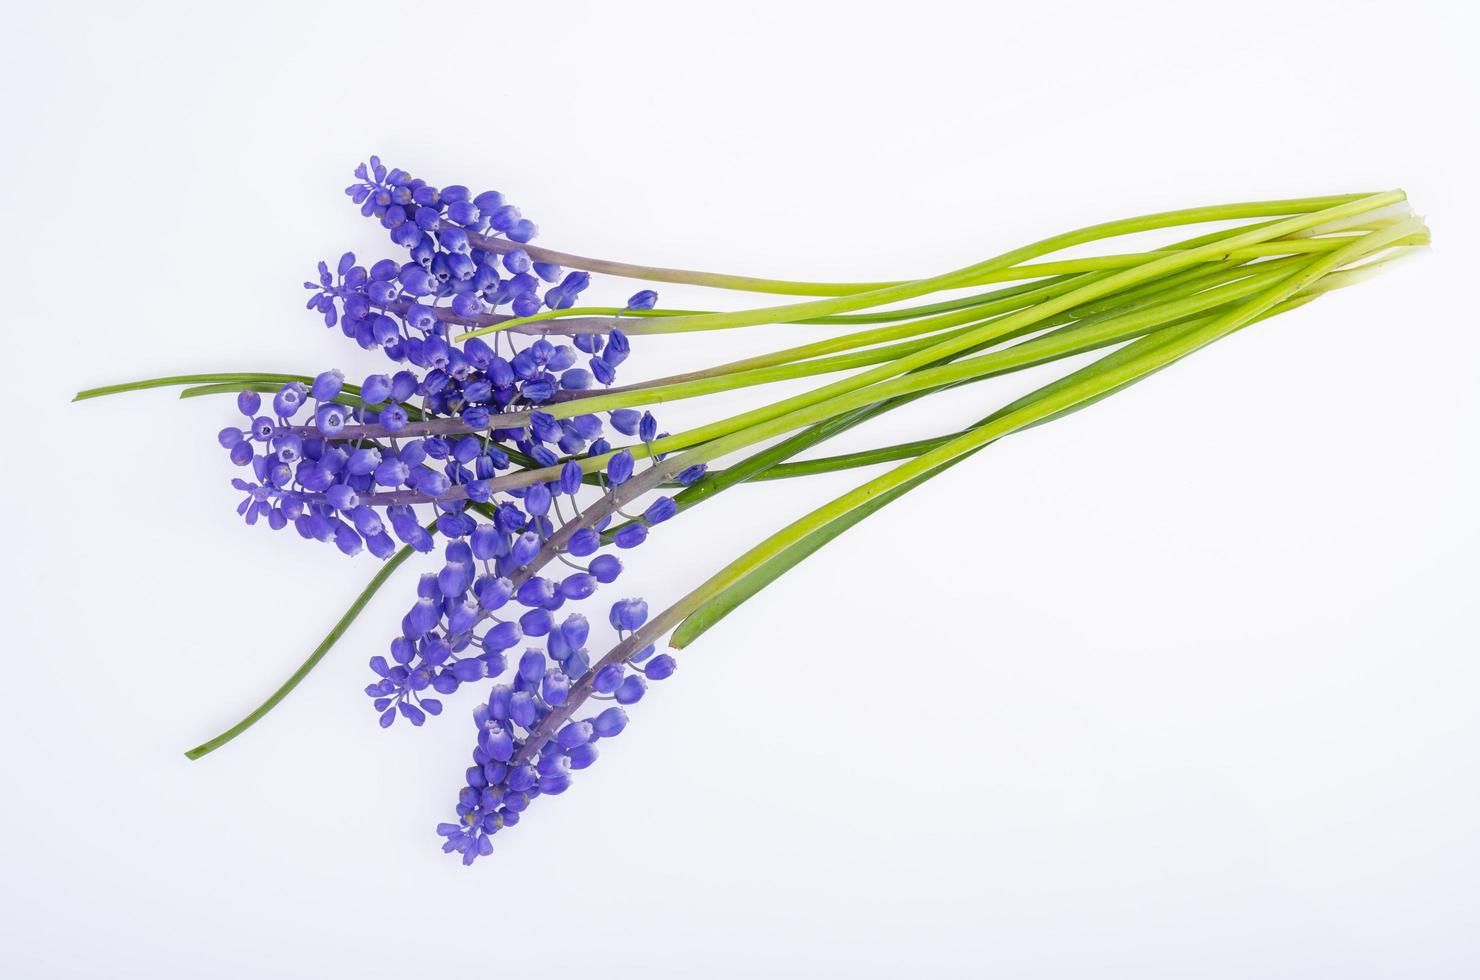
xmin=78 ymin=156 xmax=1426 ymax=863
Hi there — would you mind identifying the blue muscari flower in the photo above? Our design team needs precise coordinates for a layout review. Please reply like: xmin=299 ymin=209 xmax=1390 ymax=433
xmin=224 ymin=157 xmax=702 ymax=861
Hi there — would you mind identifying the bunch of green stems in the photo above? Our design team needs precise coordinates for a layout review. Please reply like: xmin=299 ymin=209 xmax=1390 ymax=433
xmin=74 ymin=190 xmax=1425 ymax=756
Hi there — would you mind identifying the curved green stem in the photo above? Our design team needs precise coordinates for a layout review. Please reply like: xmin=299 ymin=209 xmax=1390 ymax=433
xmin=183 ymin=533 xmax=428 ymax=759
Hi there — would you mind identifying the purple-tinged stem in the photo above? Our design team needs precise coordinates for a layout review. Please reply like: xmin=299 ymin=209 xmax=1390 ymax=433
xmin=378 ymin=298 xmax=623 ymax=337
xmin=452 ymin=456 xmax=685 ymax=646
xmin=276 ymin=414 xmax=529 ymax=441
xmin=513 ymin=601 xmax=690 ymax=765
xmin=466 ymin=230 xmax=887 ymax=298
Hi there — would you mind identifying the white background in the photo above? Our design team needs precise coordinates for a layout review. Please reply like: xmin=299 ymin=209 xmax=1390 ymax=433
xmin=4 ymin=1 xmax=1477 ymax=976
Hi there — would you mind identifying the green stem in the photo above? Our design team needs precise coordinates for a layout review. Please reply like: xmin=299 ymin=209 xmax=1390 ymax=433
xmin=74 ymin=373 xmax=316 ymax=401
xmin=667 ymin=218 xmax=1420 ymax=646
xmin=465 ymin=196 xmax=1404 ymax=498
xmin=477 ymin=235 xmax=1366 ymax=337
xmin=462 ymin=193 xmax=1391 ymax=340
xmin=577 ymin=256 xmax=1311 ymax=413
xmin=183 ymin=533 xmax=428 ymax=759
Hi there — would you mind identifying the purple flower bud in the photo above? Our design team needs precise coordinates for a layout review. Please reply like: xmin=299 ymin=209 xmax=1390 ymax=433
xmin=506 ymin=764 xmax=538 ymax=792
xmin=524 ymin=483 xmax=552 ymax=516
xmin=483 ymin=724 xmax=514 ymax=762
xmin=567 ymin=527 xmax=600 ymax=557
xmin=519 ymin=608 xmax=554 ymax=637
xmin=614 ymin=674 xmax=647 ymax=705
xmin=350 ymin=505 xmax=383 ymax=537
xmin=438 ymin=562 xmax=470 ymax=597
xmin=592 ymin=706 xmax=628 ymax=738
xmin=559 ymin=461 xmax=584 ymax=497
xmin=568 ymin=742 xmax=599 ymax=769
xmin=510 ymin=530 xmax=540 ymax=565
xmin=487 ymin=684 xmax=512 ymax=721
xmin=593 ymin=663 xmax=624 ymax=694
xmin=484 ymin=620 xmax=522 ymax=651
xmin=374 ymin=457 xmax=410 ymax=487
xmin=408 ymin=597 xmax=442 ymax=637
xmin=518 ymin=650 xmax=545 ymax=684
xmin=470 ymin=523 xmax=501 ymax=560
xmin=326 ymin=483 xmax=359 ymax=511
xmin=311 ymin=369 xmax=345 ymax=401
xmin=560 ymin=369 xmax=593 ymax=390
xmin=611 ymin=598 xmax=649 ymax=631
xmin=489 ymin=204 xmax=521 ymax=232
xmin=644 ymin=654 xmax=677 ymax=681
xmin=560 ymin=614 xmax=590 ymax=649
xmin=509 ymin=691 xmax=537 ymax=728
xmin=400 ymin=266 xmax=438 ymax=296
xmin=509 ymin=218 xmax=537 ymax=243
xmin=590 ymin=554 xmax=622 ymax=584
xmin=346 ymin=447 xmax=381 ymax=476
xmin=643 ymin=497 xmax=677 ymax=524
xmin=391 ymin=637 xmax=416 ymax=665
xmin=450 ymin=658 xmax=485 ymax=682
xmin=516 ymin=576 xmax=555 ymax=608
xmin=542 ymin=668 xmax=570 ymax=706
xmin=439 ymin=226 xmax=471 ymax=255
xmin=502 ymin=248 xmax=532 ymax=275
xmin=476 ymin=576 xmax=514 ymax=611
xmin=361 ymin=373 xmax=392 ymax=403
xmin=626 ymin=289 xmax=659 ymax=311
xmin=538 ymin=771 xmax=571 ymax=795
xmin=391 ymin=371 xmax=419 ymax=402
xmin=563 ymin=649 xmax=590 ymax=678
xmin=610 ymin=409 xmax=641 ymax=436
xmin=237 ymin=390 xmax=261 ymax=416
xmin=560 ymin=573 xmax=597 ymax=600
xmin=614 ymin=524 xmax=648 ymax=549
xmin=556 ymin=720 xmax=593 ymax=751
xmin=608 ymin=449 xmax=635 ymax=486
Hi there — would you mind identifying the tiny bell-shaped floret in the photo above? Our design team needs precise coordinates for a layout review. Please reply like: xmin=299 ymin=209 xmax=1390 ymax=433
xmin=593 ymin=663 xmax=624 ymax=694
xmin=510 ymin=530 xmax=541 ymax=565
xmin=542 ymin=668 xmax=570 ymax=706
xmin=311 ymin=369 xmax=345 ymax=401
xmin=644 ymin=653 xmax=677 ymax=681
xmin=556 ymin=720 xmax=593 ymax=751
xmin=568 ymin=742 xmax=599 ymax=769
xmin=610 ymin=598 xmax=649 ymax=632
xmin=614 ymin=674 xmax=647 ymax=705
xmin=607 ymin=449 xmax=635 ymax=486
xmin=589 ymin=555 xmax=622 ymax=584
xmin=517 ymin=650 xmax=545 ymax=684
xmin=592 ymin=706 xmax=628 ymax=738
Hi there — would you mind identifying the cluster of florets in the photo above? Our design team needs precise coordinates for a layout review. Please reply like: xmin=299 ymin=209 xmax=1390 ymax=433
xmin=435 ymin=594 xmax=679 ymax=864
xmin=220 ymin=156 xmax=696 ymax=864
xmin=305 ymin=249 xmax=632 ymax=399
